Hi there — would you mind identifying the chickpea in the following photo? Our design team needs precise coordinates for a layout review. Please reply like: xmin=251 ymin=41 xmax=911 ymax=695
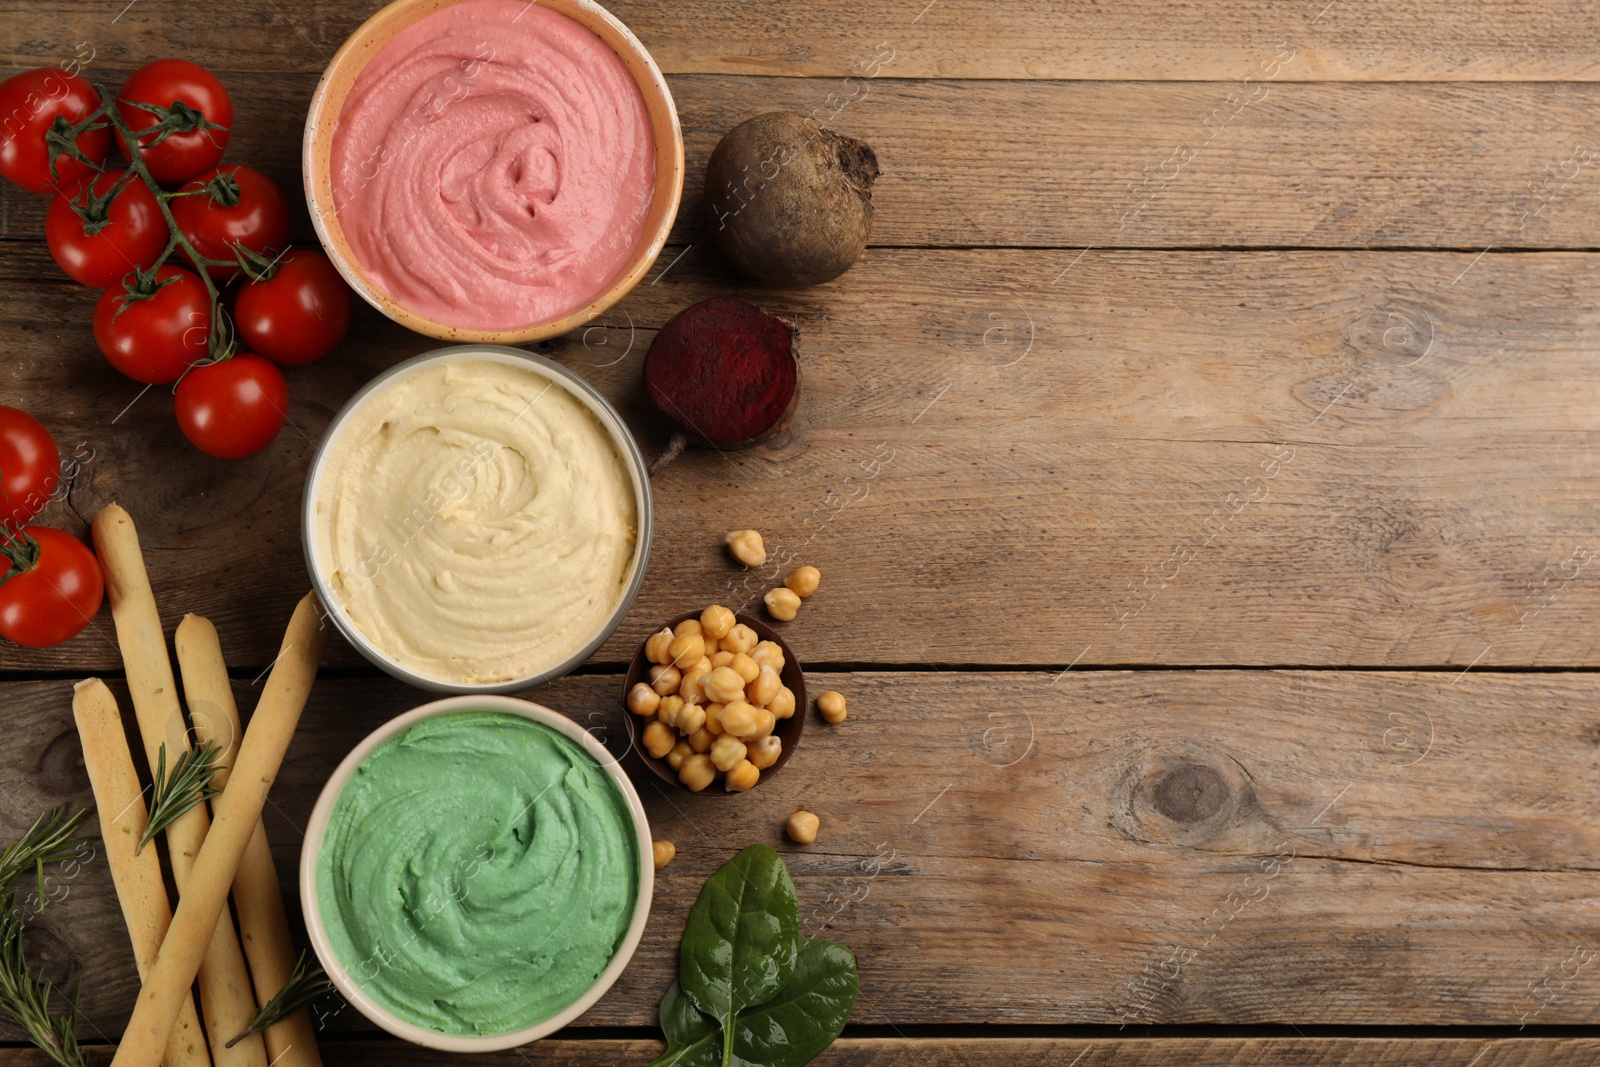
xmin=726 ymin=529 xmax=767 ymax=568
xmin=627 ymin=682 xmax=661 ymax=716
xmin=710 ymin=734 xmax=748 ymax=772
xmin=785 ymin=565 xmax=821 ymax=598
xmin=710 ymin=649 xmax=736 ymax=669
xmin=786 ymin=810 xmax=819 ymax=844
xmin=701 ymin=604 xmax=736 ymax=640
xmin=764 ymin=587 xmax=801 ymax=622
xmin=688 ymin=726 xmax=714 ymax=754
xmin=720 ymin=699 xmax=761 ymax=737
xmin=649 ymin=663 xmax=682 ymax=697
xmin=653 ymin=840 xmax=677 ymax=869
xmin=645 ymin=627 xmax=675 ymax=665
xmin=658 ymin=694 xmax=685 ymax=729
xmin=676 ymin=704 xmax=706 ymax=737
xmin=680 ymin=668 xmax=710 ymax=705
xmin=643 ymin=720 xmax=676 ymax=759
xmin=747 ymin=734 xmax=782 ymax=770
xmin=679 ymin=753 xmax=716 ymax=792
xmin=674 ymin=618 xmax=704 ymax=638
xmin=769 ymin=685 xmax=796 ymax=720
xmin=704 ymin=702 xmax=727 ymax=735
xmin=694 ymin=655 xmax=713 ymax=674
xmin=666 ymin=740 xmax=693 ymax=771
xmin=730 ymin=652 xmax=761 ymax=684
xmin=737 ymin=708 xmax=775 ymax=742
xmin=669 ymin=633 xmax=706 ymax=669
xmin=703 ymin=666 xmax=745 ymax=704
xmin=747 ymin=666 xmax=781 ymax=707
xmin=751 ymin=641 xmax=786 ymax=673
xmin=721 ymin=624 xmax=758 ymax=655
xmin=725 ymin=759 xmax=760 ymax=792
xmin=817 ymin=691 xmax=847 ymax=723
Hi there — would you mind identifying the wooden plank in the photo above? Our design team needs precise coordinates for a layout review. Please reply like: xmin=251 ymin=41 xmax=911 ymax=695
xmin=6 ymin=1037 xmax=1600 ymax=1066
xmin=5 ymin=0 xmax=1598 ymax=81
xmin=0 ymin=247 xmax=1597 ymax=670
xmin=8 ymin=670 xmax=1600 ymax=1034
xmin=6 ymin=75 xmax=1600 ymax=251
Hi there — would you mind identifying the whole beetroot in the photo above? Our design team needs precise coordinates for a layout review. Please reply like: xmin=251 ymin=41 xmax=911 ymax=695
xmin=706 ymin=111 xmax=879 ymax=287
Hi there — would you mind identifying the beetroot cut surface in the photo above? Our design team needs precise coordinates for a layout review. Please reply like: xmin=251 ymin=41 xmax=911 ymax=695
xmin=644 ymin=297 xmax=800 ymax=448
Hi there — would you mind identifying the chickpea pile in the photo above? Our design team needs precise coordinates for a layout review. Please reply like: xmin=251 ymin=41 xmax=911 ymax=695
xmin=628 ymin=604 xmax=798 ymax=793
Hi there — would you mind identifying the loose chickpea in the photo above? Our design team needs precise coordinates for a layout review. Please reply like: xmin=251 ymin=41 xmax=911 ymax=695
xmin=667 ymin=740 xmax=694 ymax=771
xmin=700 ymin=605 xmax=736 ymax=640
xmin=726 ymin=529 xmax=767 ymax=568
xmin=751 ymin=641 xmax=785 ymax=673
xmin=730 ymin=652 xmax=761 ymax=684
xmin=679 ymin=753 xmax=716 ymax=792
xmin=704 ymin=702 xmax=726 ymax=735
xmin=721 ymin=624 xmax=758 ymax=655
xmin=785 ymin=565 xmax=821 ymax=598
xmin=689 ymin=727 xmax=714 ymax=753
xmin=710 ymin=734 xmax=748 ymax=772
xmin=764 ymin=587 xmax=801 ymax=622
xmin=643 ymin=720 xmax=677 ymax=759
xmin=674 ymin=618 xmax=704 ymax=638
xmin=676 ymin=704 xmax=706 ymax=737
xmin=658 ymin=694 xmax=685 ymax=729
xmin=645 ymin=627 xmax=675 ymax=665
xmin=680 ymin=668 xmax=710 ymax=705
xmin=747 ymin=666 xmax=781 ymax=707
xmin=769 ymin=685 xmax=796 ymax=720
xmin=710 ymin=649 xmax=736 ymax=669
xmin=747 ymin=734 xmax=782 ymax=770
xmin=649 ymin=663 xmax=681 ymax=697
xmin=725 ymin=759 xmax=760 ymax=792
xmin=737 ymin=708 xmax=776 ymax=742
xmin=720 ymin=699 xmax=761 ymax=737
xmin=627 ymin=683 xmax=661 ymax=716
xmin=669 ymin=633 xmax=706 ymax=669
xmin=786 ymin=810 xmax=820 ymax=844
xmin=653 ymin=840 xmax=676 ymax=869
xmin=817 ymin=691 xmax=847 ymax=723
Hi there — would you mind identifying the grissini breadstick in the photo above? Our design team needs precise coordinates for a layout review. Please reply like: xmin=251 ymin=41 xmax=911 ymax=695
xmin=72 ymin=679 xmax=212 ymax=1067
xmin=90 ymin=504 xmax=269 ymax=1067
xmin=114 ymin=592 xmax=327 ymax=1067
xmin=176 ymin=614 xmax=323 ymax=1067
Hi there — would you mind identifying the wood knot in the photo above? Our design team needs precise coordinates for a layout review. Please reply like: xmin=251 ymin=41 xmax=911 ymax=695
xmin=1153 ymin=764 xmax=1228 ymax=823
xmin=34 ymin=728 xmax=88 ymax=798
xmin=1110 ymin=741 xmax=1261 ymax=848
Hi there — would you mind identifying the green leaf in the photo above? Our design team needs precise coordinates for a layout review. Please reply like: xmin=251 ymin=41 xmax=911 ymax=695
xmin=644 ymin=982 xmax=718 ymax=1067
xmin=731 ymin=938 xmax=858 ymax=1067
xmin=678 ymin=844 xmax=799 ymax=1067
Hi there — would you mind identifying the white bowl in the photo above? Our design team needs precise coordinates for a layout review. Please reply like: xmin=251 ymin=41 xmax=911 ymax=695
xmin=302 ymin=345 xmax=652 ymax=693
xmin=299 ymin=694 xmax=653 ymax=1051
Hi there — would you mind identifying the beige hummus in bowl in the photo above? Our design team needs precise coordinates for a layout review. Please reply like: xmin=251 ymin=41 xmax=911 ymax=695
xmin=304 ymin=347 xmax=650 ymax=691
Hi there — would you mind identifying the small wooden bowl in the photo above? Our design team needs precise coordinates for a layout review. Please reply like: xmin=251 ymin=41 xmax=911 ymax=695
xmin=623 ymin=612 xmax=805 ymax=796
xmin=302 ymin=0 xmax=685 ymax=344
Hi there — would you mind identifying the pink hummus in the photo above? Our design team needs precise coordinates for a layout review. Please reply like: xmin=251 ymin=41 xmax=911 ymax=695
xmin=331 ymin=0 xmax=655 ymax=330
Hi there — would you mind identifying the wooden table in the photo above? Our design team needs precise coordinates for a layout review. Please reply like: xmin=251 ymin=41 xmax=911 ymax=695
xmin=4 ymin=0 xmax=1600 ymax=1063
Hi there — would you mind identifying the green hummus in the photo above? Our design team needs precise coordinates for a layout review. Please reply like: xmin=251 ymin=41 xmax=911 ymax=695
xmin=316 ymin=711 xmax=639 ymax=1035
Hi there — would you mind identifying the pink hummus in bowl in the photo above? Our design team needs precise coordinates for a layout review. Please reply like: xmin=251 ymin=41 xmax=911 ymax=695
xmin=304 ymin=0 xmax=683 ymax=342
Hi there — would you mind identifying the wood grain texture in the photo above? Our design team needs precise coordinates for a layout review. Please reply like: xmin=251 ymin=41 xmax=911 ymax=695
xmin=9 ymin=670 xmax=1600 ymax=1036
xmin=5 ymin=0 xmax=1599 ymax=81
xmin=0 ymin=247 xmax=1597 ymax=670
xmin=6 ymin=74 xmax=1600 ymax=251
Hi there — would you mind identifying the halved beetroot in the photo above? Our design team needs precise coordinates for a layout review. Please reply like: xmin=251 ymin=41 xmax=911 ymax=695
xmin=644 ymin=297 xmax=800 ymax=449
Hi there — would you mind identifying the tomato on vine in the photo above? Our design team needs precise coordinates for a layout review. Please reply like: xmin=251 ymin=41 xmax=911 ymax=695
xmin=171 ymin=165 xmax=289 ymax=280
xmin=174 ymin=355 xmax=289 ymax=459
xmin=0 ymin=407 xmax=60 ymax=530
xmin=0 ymin=68 xmax=111 ymax=193
xmin=46 ymin=170 xmax=168 ymax=287
xmin=114 ymin=59 xmax=233 ymax=185
xmin=0 ymin=526 xmax=104 ymax=648
xmin=93 ymin=265 xmax=212 ymax=384
xmin=235 ymin=249 xmax=353 ymax=365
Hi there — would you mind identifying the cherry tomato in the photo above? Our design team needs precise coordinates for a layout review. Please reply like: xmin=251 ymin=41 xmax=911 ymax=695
xmin=93 ymin=265 xmax=212 ymax=384
xmin=0 ymin=68 xmax=111 ymax=193
xmin=234 ymin=249 xmax=353 ymax=365
xmin=114 ymin=59 xmax=232 ymax=185
xmin=0 ymin=408 xmax=60 ymax=530
xmin=45 ymin=170 xmax=167 ymax=288
xmin=174 ymin=355 xmax=288 ymax=459
xmin=0 ymin=526 xmax=104 ymax=648
xmin=171 ymin=165 xmax=289 ymax=280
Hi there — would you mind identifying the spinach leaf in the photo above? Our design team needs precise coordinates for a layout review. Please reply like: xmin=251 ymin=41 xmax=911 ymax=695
xmin=645 ymin=982 xmax=718 ymax=1067
xmin=679 ymin=843 xmax=800 ymax=1066
xmin=732 ymin=938 xmax=858 ymax=1067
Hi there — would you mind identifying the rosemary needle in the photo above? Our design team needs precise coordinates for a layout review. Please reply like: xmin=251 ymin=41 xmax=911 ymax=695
xmin=137 ymin=741 xmax=222 ymax=855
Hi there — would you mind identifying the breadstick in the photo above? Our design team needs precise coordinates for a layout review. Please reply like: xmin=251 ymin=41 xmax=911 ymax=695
xmin=114 ymin=592 xmax=327 ymax=1067
xmin=177 ymin=614 xmax=323 ymax=1067
xmin=91 ymin=504 xmax=269 ymax=1067
xmin=72 ymin=679 xmax=212 ymax=1067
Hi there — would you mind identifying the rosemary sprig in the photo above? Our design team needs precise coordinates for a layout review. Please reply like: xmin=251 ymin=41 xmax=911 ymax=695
xmin=0 ymin=808 xmax=90 ymax=906
xmin=137 ymin=741 xmax=221 ymax=855
xmin=227 ymin=950 xmax=335 ymax=1047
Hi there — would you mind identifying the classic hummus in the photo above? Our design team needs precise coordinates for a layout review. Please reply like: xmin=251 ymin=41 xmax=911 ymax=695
xmin=314 ymin=356 xmax=638 ymax=685
xmin=330 ymin=0 xmax=656 ymax=330
xmin=317 ymin=711 xmax=639 ymax=1034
